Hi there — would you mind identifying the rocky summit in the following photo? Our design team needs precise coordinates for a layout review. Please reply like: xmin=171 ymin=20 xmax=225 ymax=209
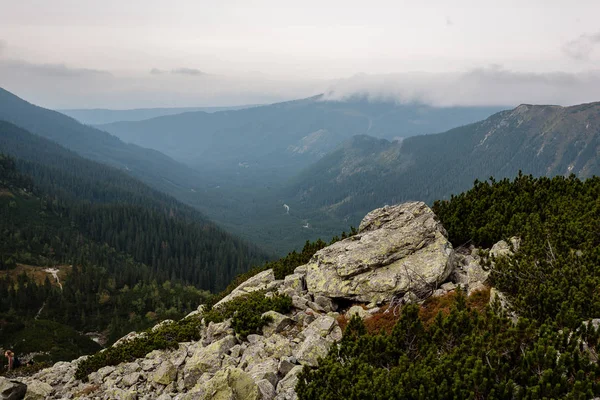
xmin=9 ymin=202 xmax=510 ymax=400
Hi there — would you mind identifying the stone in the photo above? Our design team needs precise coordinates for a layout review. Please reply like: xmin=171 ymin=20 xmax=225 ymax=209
xmin=263 ymin=334 xmax=294 ymax=359
xmin=275 ymin=366 xmax=303 ymax=399
xmin=490 ymin=237 xmax=520 ymax=259
xmin=205 ymin=320 xmax=234 ymax=344
xmin=440 ymin=282 xmax=456 ymax=291
xmin=186 ymin=367 xmax=260 ymax=400
xmin=105 ymin=387 xmax=137 ymax=400
xmin=23 ymin=379 xmax=52 ymax=400
xmin=314 ymin=295 xmax=337 ymax=312
xmin=305 ymin=202 xmax=454 ymax=303
xmin=346 ymin=305 xmax=369 ymax=319
xmin=153 ymin=361 xmax=177 ymax=385
xmin=291 ymin=295 xmax=309 ymax=310
xmin=151 ymin=319 xmax=175 ymax=332
xmin=294 ymin=334 xmax=331 ymax=366
xmin=489 ymin=288 xmax=518 ymax=323
xmin=328 ymin=325 xmax=343 ymax=342
xmin=0 ymin=378 xmax=25 ymax=400
xmin=215 ymin=269 xmax=276 ymax=307
xmin=184 ymin=335 xmax=238 ymax=388
xmin=282 ymin=273 xmax=306 ymax=294
xmin=246 ymin=358 xmax=279 ymax=387
xmin=262 ymin=311 xmax=294 ymax=337
xmin=122 ymin=372 xmax=141 ymax=387
xmin=256 ymin=379 xmax=276 ymax=400
xmin=303 ymin=315 xmax=336 ymax=338
xmin=112 ymin=331 xmax=147 ymax=348
xmin=278 ymin=358 xmax=295 ymax=376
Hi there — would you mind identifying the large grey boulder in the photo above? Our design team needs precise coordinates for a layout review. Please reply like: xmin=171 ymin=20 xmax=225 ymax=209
xmin=22 ymin=379 xmax=52 ymax=400
xmin=305 ymin=202 xmax=455 ymax=303
xmin=0 ymin=377 xmax=27 ymax=400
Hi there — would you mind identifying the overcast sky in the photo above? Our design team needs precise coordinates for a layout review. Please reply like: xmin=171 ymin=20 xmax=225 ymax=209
xmin=1 ymin=0 xmax=600 ymax=109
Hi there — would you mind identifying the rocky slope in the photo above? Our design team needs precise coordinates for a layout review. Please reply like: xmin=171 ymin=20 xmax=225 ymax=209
xmin=3 ymin=202 xmax=514 ymax=400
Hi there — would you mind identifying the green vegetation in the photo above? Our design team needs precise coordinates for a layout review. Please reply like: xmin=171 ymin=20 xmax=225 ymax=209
xmin=433 ymin=173 xmax=600 ymax=327
xmin=0 ymin=121 xmax=266 ymax=365
xmin=0 ymin=317 xmax=101 ymax=372
xmin=297 ymin=296 xmax=600 ymax=399
xmin=297 ymin=174 xmax=600 ymax=399
xmin=204 ymin=291 xmax=292 ymax=338
xmin=75 ymin=315 xmax=204 ymax=381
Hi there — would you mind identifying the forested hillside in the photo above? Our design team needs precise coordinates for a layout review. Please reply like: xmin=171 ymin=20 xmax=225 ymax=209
xmin=0 ymin=87 xmax=203 ymax=196
xmin=286 ymin=102 xmax=600 ymax=227
xmin=0 ymin=121 xmax=269 ymax=366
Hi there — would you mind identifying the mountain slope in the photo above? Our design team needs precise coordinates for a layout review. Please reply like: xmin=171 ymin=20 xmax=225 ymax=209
xmin=285 ymin=102 xmax=600 ymax=224
xmin=0 ymin=121 xmax=268 ymax=291
xmin=60 ymin=105 xmax=258 ymax=125
xmin=0 ymin=88 xmax=203 ymax=194
xmin=97 ymin=95 xmax=503 ymax=182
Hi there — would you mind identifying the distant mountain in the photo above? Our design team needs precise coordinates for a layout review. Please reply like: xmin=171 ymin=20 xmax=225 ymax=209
xmin=97 ymin=95 xmax=504 ymax=183
xmin=285 ymin=102 xmax=600 ymax=223
xmin=0 ymin=88 xmax=203 ymax=195
xmin=60 ymin=105 xmax=259 ymax=125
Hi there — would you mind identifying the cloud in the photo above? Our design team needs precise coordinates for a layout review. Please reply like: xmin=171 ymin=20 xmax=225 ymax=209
xmin=0 ymin=40 xmax=6 ymax=55
xmin=563 ymin=32 xmax=600 ymax=60
xmin=323 ymin=66 xmax=600 ymax=107
xmin=0 ymin=59 xmax=111 ymax=77
xmin=171 ymin=67 xmax=206 ymax=76
xmin=445 ymin=17 xmax=453 ymax=27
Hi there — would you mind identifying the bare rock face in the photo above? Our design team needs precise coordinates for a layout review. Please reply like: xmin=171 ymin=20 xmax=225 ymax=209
xmin=305 ymin=202 xmax=455 ymax=303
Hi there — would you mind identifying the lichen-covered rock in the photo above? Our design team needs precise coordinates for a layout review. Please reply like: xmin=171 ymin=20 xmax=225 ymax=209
xmin=23 ymin=379 xmax=52 ymax=400
xmin=0 ymin=377 xmax=27 ymax=400
xmin=262 ymin=311 xmax=294 ymax=337
xmin=346 ymin=305 xmax=369 ymax=319
xmin=153 ymin=361 xmax=177 ymax=385
xmin=256 ymin=379 xmax=276 ymax=400
xmin=215 ymin=269 xmax=276 ymax=307
xmin=275 ymin=366 xmax=303 ymax=400
xmin=305 ymin=202 xmax=454 ymax=303
xmin=490 ymin=237 xmax=520 ymax=259
xmin=293 ymin=334 xmax=331 ymax=366
xmin=246 ymin=358 xmax=279 ymax=387
xmin=183 ymin=335 xmax=238 ymax=388
xmin=185 ymin=367 xmax=260 ymax=400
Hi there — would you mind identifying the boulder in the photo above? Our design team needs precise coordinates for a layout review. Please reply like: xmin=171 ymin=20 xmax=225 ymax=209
xmin=256 ymin=379 xmax=276 ymax=400
xmin=23 ymin=380 xmax=52 ymax=400
xmin=152 ymin=361 xmax=177 ymax=385
xmin=184 ymin=335 xmax=238 ymax=388
xmin=305 ymin=202 xmax=454 ymax=303
xmin=246 ymin=358 xmax=279 ymax=387
xmin=0 ymin=377 xmax=27 ymax=400
xmin=294 ymin=334 xmax=331 ymax=366
xmin=215 ymin=269 xmax=276 ymax=307
xmin=186 ymin=367 xmax=260 ymax=400
xmin=262 ymin=311 xmax=294 ymax=337
xmin=122 ymin=372 xmax=141 ymax=387
xmin=346 ymin=305 xmax=369 ymax=319
xmin=275 ymin=366 xmax=303 ymax=400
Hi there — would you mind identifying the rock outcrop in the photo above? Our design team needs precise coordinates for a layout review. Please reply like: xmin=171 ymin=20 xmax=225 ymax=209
xmin=12 ymin=201 xmax=513 ymax=400
xmin=305 ymin=202 xmax=455 ymax=303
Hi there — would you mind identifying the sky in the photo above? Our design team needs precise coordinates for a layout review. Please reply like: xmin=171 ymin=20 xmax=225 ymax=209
xmin=1 ymin=0 xmax=600 ymax=109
